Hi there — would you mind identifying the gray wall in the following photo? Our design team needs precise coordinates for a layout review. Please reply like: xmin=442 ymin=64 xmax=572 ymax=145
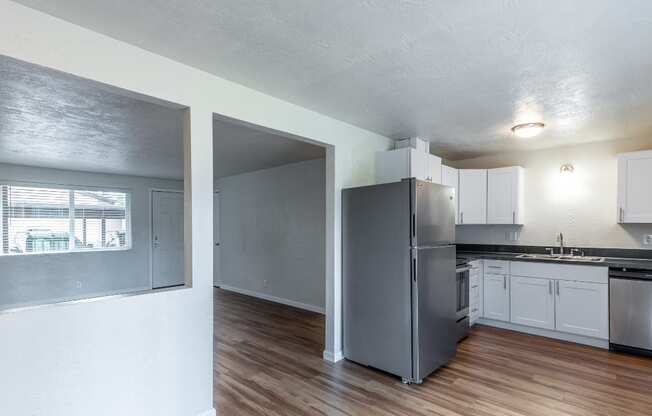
xmin=217 ymin=158 xmax=325 ymax=311
xmin=0 ymin=163 xmax=183 ymax=309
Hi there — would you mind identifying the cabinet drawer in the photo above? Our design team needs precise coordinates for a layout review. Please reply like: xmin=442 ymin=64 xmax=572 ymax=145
xmin=511 ymin=262 xmax=608 ymax=284
xmin=484 ymin=260 xmax=509 ymax=275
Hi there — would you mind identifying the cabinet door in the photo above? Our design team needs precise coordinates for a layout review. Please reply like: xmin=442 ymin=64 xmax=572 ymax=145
xmin=469 ymin=261 xmax=483 ymax=323
xmin=510 ymin=276 xmax=554 ymax=330
xmin=409 ymin=150 xmax=430 ymax=182
xmin=375 ymin=149 xmax=410 ymax=184
xmin=441 ymin=165 xmax=459 ymax=224
xmin=428 ymin=154 xmax=442 ymax=184
xmin=618 ymin=151 xmax=652 ymax=223
xmin=459 ymin=169 xmax=487 ymax=224
xmin=487 ymin=167 xmax=523 ymax=224
xmin=484 ymin=273 xmax=509 ymax=321
xmin=555 ymin=280 xmax=608 ymax=339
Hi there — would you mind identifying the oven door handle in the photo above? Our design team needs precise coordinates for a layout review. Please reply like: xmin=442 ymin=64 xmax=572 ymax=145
xmin=456 ymin=266 xmax=471 ymax=273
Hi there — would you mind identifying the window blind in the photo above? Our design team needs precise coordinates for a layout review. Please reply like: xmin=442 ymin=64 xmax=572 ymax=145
xmin=0 ymin=184 xmax=129 ymax=255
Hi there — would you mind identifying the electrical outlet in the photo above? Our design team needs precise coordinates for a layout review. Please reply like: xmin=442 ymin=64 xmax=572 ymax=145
xmin=644 ymin=235 xmax=652 ymax=245
xmin=76 ymin=280 xmax=82 ymax=289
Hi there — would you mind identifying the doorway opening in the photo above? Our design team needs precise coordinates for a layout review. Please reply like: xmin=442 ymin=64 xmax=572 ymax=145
xmin=211 ymin=113 xmax=328 ymax=410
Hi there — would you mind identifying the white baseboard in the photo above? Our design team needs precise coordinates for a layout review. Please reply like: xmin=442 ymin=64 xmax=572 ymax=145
xmin=215 ymin=284 xmax=325 ymax=314
xmin=197 ymin=408 xmax=216 ymax=416
xmin=476 ymin=318 xmax=609 ymax=349
xmin=323 ymin=349 xmax=344 ymax=363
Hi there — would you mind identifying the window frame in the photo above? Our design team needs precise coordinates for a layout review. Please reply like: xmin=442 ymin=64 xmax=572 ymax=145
xmin=0 ymin=180 xmax=132 ymax=256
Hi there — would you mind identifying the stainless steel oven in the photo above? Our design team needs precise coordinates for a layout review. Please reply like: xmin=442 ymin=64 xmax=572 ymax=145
xmin=456 ymin=259 xmax=470 ymax=341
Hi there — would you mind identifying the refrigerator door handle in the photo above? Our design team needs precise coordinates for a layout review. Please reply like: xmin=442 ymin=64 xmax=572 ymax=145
xmin=412 ymin=256 xmax=417 ymax=282
xmin=411 ymin=213 xmax=416 ymax=239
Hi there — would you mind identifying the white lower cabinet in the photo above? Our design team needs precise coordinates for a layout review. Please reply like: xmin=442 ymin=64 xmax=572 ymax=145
xmin=510 ymin=276 xmax=555 ymax=330
xmin=555 ymin=280 xmax=609 ymax=339
xmin=483 ymin=273 xmax=509 ymax=322
xmin=477 ymin=261 xmax=610 ymax=345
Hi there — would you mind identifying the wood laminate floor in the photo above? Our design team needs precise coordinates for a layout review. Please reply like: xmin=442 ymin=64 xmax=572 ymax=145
xmin=213 ymin=288 xmax=652 ymax=415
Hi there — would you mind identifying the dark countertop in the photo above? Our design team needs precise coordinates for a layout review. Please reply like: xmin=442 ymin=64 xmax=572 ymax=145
xmin=457 ymin=251 xmax=652 ymax=270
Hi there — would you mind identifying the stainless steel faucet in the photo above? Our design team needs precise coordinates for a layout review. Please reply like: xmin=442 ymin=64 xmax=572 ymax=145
xmin=557 ymin=232 xmax=565 ymax=255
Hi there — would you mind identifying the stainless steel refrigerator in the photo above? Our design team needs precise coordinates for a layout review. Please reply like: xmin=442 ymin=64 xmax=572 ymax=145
xmin=343 ymin=178 xmax=456 ymax=384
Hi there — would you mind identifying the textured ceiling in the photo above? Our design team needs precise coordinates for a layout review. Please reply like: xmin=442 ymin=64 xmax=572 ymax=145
xmin=0 ymin=55 xmax=185 ymax=179
xmin=14 ymin=0 xmax=652 ymax=160
xmin=0 ymin=55 xmax=323 ymax=180
xmin=213 ymin=117 xmax=324 ymax=179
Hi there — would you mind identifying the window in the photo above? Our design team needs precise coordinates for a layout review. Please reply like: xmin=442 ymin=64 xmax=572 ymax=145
xmin=0 ymin=184 xmax=130 ymax=255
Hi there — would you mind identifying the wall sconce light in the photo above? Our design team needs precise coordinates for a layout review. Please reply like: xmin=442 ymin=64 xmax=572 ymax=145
xmin=560 ymin=164 xmax=575 ymax=175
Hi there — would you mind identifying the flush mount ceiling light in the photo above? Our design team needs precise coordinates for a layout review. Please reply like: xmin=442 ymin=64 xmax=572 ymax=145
xmin=511 ymin=122 xmax=545 ymax=138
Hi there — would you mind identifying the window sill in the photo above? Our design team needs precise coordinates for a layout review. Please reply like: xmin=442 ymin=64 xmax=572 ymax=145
xmin=0 ymin=246 xmax=133 ymax=258
xmin=0 ymin=283 xmax=191 ymax=315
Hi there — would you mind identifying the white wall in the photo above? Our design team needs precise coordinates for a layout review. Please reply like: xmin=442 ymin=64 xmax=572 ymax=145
xmin=453 ymin=137 xmax=652 ymax=249
xmin=216 ymin=158 xmax=325 ymax=312
xmin=0 ymin=163 xmax=183 ymax=309
xmin=0 ymin=2 xmax=391 ymax=415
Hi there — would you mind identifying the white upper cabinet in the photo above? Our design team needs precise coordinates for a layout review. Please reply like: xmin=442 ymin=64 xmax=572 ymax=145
xmin=375 ymin=148 xmax=442 ymax=184
xmin=487 ymin=166 xmax=524 ymax=225
xmin=441 ymin=165 xmax=459 ymax=224
xmin=617 ymin=150 xmax=652 ymax=223
xmin=459 ymin=169 xmax=487 ymax=224
xmin=428 ymin=154 xmax=442 ymax=184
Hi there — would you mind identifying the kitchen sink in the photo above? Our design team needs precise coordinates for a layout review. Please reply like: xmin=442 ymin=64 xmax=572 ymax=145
xmin=516 ymin=253 xmax=560 ymax=260
xmin=516 ymin=253 xmax=605 ymax=263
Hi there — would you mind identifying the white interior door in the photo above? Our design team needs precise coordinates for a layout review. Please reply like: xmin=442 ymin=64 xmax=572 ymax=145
xmin=213 ymin=191 xmax=221 ymax=287
xmin=152 ymin=190 xmax=184 ymax=289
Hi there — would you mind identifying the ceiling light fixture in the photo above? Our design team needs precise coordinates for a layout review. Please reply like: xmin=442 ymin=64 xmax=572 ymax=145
xmin=511 ymin=122 xmax=545 ymax=138
xmin=560 ymin=164 xmax=575 ymax=175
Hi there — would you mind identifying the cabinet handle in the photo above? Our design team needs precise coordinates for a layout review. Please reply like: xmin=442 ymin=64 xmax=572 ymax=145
xmin=548 ymin=280 xmax=552 ymax=295
xmin=619 ymin=207 xmax=624 ymax=223
xmin=556 ymin=280 xmax=560 ymax=296
xmin=461 ymin=212 xmax=464 ymax=224
xmin=512 ymin=211 xmax=515 ymax=224
xmin=503 ymin=275 xmax=507 ymax=289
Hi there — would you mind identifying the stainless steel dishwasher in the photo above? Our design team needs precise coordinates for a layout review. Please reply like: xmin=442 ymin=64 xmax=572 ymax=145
xmin=609 ymin=267 xmax=652 ymax=356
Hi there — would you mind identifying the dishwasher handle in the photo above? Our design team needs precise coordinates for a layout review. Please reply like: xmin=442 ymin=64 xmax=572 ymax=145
xmin=609 ymin=268 xmax=652 ymax=280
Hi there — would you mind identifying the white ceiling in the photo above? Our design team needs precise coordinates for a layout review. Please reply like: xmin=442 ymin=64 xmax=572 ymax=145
xmin=213 ymin=118 xmax=324 ymax=179
xmin=0 ymin=55 xmax=323 ymax=180
xmin=0 ymin=55 xmax=186 ymax=179
xmin=14 ymin=0 xmax=652 ymax=159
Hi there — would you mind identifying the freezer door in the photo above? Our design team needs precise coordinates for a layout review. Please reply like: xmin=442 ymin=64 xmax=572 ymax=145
xmin=343 ymin=181 xmax=413 ymax=380
xmin=412 ymin=180 xmax=455 ymax=247
xmin=412 ymin=244 xmax=457 ymax=382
